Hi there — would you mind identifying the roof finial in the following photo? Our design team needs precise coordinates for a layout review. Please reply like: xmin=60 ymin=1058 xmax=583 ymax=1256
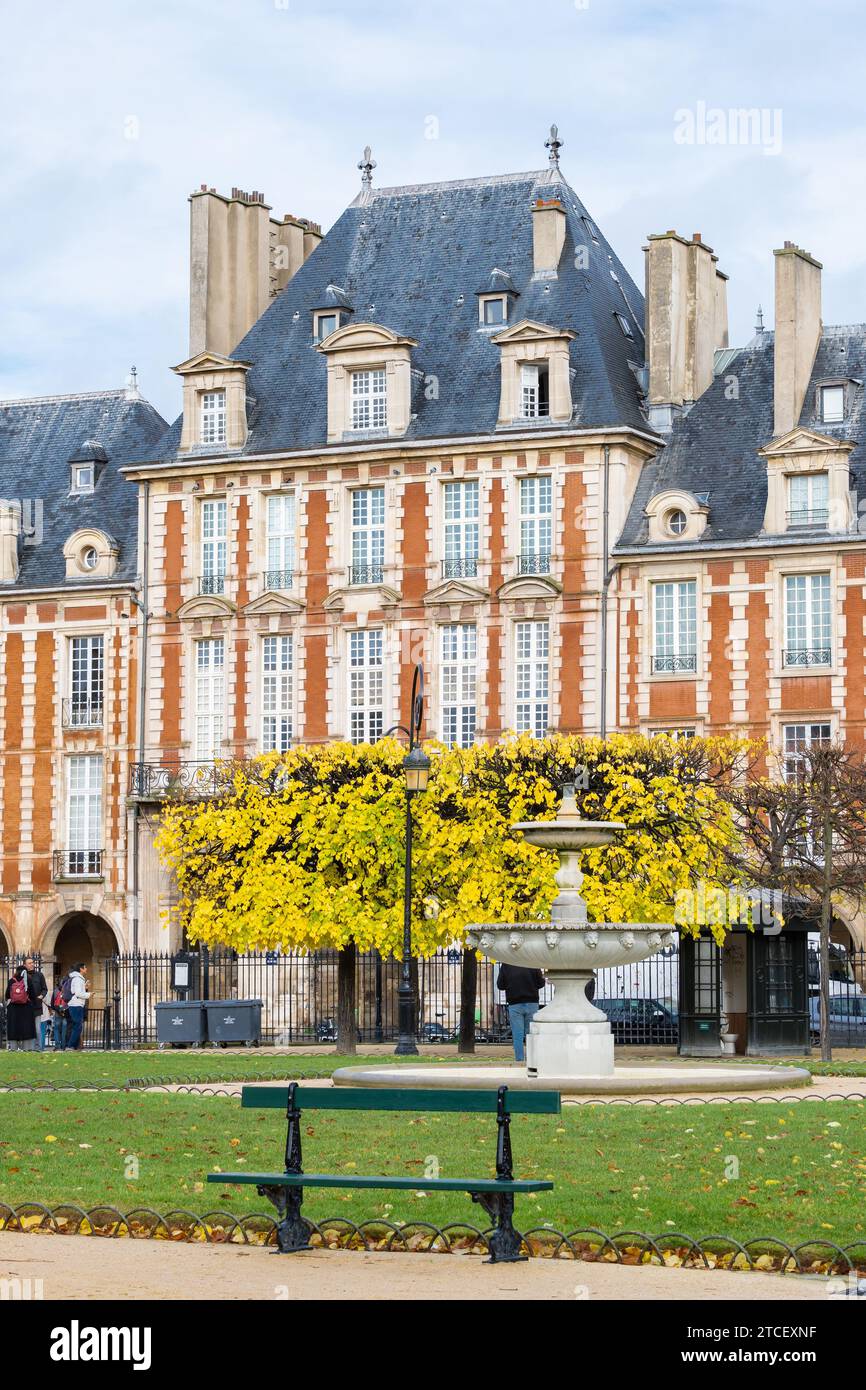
xmin=755 ymin=304 xmax=764 ymax=334
xmin=358 ymin=145 xmax=376 ymax=190
xmin=545 ymin=123 xmax=563 ymax=169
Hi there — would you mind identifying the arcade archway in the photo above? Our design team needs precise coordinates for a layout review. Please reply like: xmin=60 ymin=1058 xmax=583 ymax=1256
xmin=47 ymin=913 xmax=120 ymax=1009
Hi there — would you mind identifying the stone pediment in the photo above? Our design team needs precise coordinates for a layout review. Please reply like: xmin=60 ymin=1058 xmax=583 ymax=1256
xmin=243 ymin=591 xmax=306 ymax=617
xmin=490 ymin=318 xmax=576 ymax=346
xmin=316 ymin=321 xmax=418 ymax=355
xmin=423 ymin=578 xmax=490 ymax=606
xmin=172 ymin=350 xmax=252 ymax=375
xmin=176 ymin=594 xmax=236 ymax=620
xmin=497 ymin=574 xmax=562 ymax=601
xmin=323 ymin=584 xmax=402 ymax=612
xmin=760 ymin=427 xmax=854 ymax=459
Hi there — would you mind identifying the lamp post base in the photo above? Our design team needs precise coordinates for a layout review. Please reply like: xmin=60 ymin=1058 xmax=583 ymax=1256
xmin=395 ymin=983 xmax=418 ymax=1056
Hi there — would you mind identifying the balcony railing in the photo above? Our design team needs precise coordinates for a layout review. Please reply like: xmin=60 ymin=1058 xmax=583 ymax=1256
xmin=442 ymin=557 xmax=478 ymax=579
xmin=348 ymin=564 xmax=384 ymax=586
xmin=199 ymin=574 xmax=226 ymax=596
xmin=263 ymin=569 xmax=294 ymax=591
xmin=128 ymin=761 xmax=225 ymax=799
xmin=786 ymin=509 xmax=829 ymax=530
xmin=519 ymin=402 xmax=550 ymax=419
xmin=651 ymin=653 xmax=697 ymax=674
xmin=783 ymin=647 xmax=832 ymax=668
xmin=517 ymin=552 xmax=551 ymax=576
xmin=53 ymin=849 xmax=103 ymax=880
xmin=62 ymin=700 xmax=103 ymax=729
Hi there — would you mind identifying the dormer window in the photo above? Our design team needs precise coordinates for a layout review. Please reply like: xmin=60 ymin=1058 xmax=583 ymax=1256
xmin=666 ymin=507 xmax=688 ymax=536
xmin=520 ymin=363 xmax=549 ymax=419
xmin=614 ymin=311 xmax=634 ymax=340
xmin=480 ymin=296 xmax=507 ymax=327
xmin=820 ymin=384 xmax=845 ymax=424
xmin=314 ymin=311 xmax=342 ymax=343
xmin=201 ymin=389 xmax=227 ymax=445
xmin=351 ymin=368 xmax=387 ymax=431
xmin=788 ymin=472 xmax=829 ymax=530
xmin=68 ymin=440 xmax=107 ymax=495
xmin=72 ymin=464 xmax=94 ymax=495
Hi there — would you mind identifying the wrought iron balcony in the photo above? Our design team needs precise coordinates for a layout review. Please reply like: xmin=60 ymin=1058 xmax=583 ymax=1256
xmin=651 ymin=653 xmax=697 ymax=674
xmin=263 ymin=569 xmax=294 ymax=591
xmin=348 ymin=563 xmax=384 ymax=586
xmin=783 ymin=647 xmax=832 ymax=668
xmin=62 ymin=700 xmax=103 ymax=729
xmin=786 ymin=508 xmax=829 ymax=530
xmin=53 ymin=849 xmax=103 ymax=880
xmin=199 ymin=573 xmax=226 ymax=596
xmin=517 ymin=552 xmax=551 ymax=576
xmin=128 ymin=761 xmax=225 ymax=800
xmin=441 ymin=557 xmax=478 ymax=579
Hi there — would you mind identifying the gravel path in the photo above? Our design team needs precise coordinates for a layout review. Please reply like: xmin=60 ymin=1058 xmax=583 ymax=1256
xmin=0 ymin=1231 xmax=834 ymax=1301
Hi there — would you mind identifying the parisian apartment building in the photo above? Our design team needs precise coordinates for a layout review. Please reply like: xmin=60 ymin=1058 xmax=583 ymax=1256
xmin=2 ymin=134 xmax=866 ymax=985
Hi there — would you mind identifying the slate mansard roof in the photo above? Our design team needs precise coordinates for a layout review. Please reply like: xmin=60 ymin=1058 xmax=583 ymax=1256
xmin=142 ymin=166 xmax=652 ymax=464
xmin=617 ymin=325 xmax=866 ymax=551
xmin=0 ymin=388 xmax=167 ymax=589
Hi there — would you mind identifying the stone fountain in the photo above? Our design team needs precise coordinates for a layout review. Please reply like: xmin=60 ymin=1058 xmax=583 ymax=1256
xmin=463 ymin=785 xmax=673 ymax=1080
xmin=332 ymin=786 xmax=811 ymax=1094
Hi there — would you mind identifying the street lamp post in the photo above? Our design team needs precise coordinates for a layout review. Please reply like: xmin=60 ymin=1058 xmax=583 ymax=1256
xmin=386 ymin=664 xmax=430 ymax=1057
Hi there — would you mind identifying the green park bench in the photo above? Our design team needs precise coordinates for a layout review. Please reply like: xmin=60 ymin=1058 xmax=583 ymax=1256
xmin=207 ymin=1081 xmax=560 ymax=1263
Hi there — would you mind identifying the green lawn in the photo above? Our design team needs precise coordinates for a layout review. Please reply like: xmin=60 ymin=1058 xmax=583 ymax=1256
xmin=0 ymin=1051 xmax=470 ymax=1086
xmin=1 ymin=1090 xmax=864 ymax=1246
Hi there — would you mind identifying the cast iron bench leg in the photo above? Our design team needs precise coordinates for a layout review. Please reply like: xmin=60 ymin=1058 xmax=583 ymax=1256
xmin=470 ymin=1191 xmax=527 ymax=1264
xmin=257 ymin=1184 xmax=313 ymax=1253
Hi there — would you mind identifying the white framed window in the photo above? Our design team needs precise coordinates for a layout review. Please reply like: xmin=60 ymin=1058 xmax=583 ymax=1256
xmin=348 ymin=629 xmax=384 ymax=743
xmin=783 ymin=721 xmax=832 ymax=779
xmin=787 ymin=473 xmax=829 ymax=529
xmin=651 ymin=580 xmax=697 ymax=674
xmin=66 ymin=754 xmax=103 ymax=876
xmin=262 ymin=635 xmax=294 ymax=753
xmin=200 ymin=389 xmax=227 ymax=445
xmin=650 ymin=727 xmax=696 ymax=740
xmin=350 ymin=487 xmax=385 ymax=584
xmin=443 ymin=480 xmax=479 ymax=578
xmin=195 ymin=637 xmax=225 ymax=762
xmin=518 ymin=475 xmax=552 ymax=574
xmin=265 ymin=493 xmax=296 ymax=589
xmin=820 ymin=384 xmax=845 ymax=424
xmin=71 ymin=464 xmax=94 ymax=494
xmin=481 ymin=296 xmax=506 ymax=326
xmin=314 ymin=311 xmax=340 ymax=342
xmin=784 ymin=573 xmax=831 ymax=667
xmin=67 ymin=635 xmax=104 ymax=727
xmin=520 ymin=363 xmax=549 ymax=418
xmin=351 ymin=368 xmax=387 ymax=431
xmin=515 ymin=620 xmax=549 ymax=737
xmin=201 ymin=498 xmax=227 ymax=594
xmin=440 ymin=623 xmax=477 ymax=748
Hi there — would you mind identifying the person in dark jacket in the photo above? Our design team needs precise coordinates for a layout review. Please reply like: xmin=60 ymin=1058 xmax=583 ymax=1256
xmin=4 ymin=967 xmax=38 ymax=1050
xmin=497 ymin=964 xmax=545 ymax=1063
xmin=22 ymin=957 xmax=48 ymax=1050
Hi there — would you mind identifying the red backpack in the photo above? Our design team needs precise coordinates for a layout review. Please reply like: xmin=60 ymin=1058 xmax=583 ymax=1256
xmin=9 ymin=976 xmax=28 ymax=1004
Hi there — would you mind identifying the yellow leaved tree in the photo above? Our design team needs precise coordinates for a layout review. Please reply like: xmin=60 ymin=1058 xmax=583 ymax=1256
xmin=157 ymin=732 xmax=747 ymax=1053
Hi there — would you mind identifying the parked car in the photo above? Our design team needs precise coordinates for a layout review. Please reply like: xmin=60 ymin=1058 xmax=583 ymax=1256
xmin=419 ymin=1021 xmax=456 ymax=1044
xmin=593 ymin=997 xmax=679 ymax=1045
xmin=809 ymin=993 xmax=866 ymax=1046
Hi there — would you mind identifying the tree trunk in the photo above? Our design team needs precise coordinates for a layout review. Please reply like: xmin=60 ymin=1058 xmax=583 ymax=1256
xmin=336 ymin=942 xmax=357 ymax=1056
xmin=820 ymin=806 xmax=833 ymax=1063
xmin=458 ymin=949 xmax=477 ymax=1054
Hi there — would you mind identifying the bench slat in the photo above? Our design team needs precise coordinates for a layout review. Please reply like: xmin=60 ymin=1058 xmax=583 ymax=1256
xmin=208 ymin=1172 xmax=553 ymax=1193
xmin=241 ymin=1085 xmax=561 ymax=1115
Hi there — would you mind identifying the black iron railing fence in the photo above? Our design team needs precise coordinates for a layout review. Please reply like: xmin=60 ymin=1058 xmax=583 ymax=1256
xmin=1 ymin=946 xmax=863 ymax=1050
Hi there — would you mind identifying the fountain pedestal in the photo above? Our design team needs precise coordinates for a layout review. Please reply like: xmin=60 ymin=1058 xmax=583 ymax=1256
xmin=525 ymin=973 xmax=614 ymax=1077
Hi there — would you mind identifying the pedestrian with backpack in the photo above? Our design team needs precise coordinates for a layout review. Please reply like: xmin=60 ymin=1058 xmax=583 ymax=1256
xmin=4 ymin=966 xmax=38 ymax=1050
xmin=22 ymin=956 xmax=48 ymax=1050
xmin=50 ymin=973 xmax=73 ymax=1051
xmin=65 ymin=964 xmax=90 ymax=1051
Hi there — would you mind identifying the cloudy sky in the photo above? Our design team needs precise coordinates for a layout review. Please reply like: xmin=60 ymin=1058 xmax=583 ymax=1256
xmin=2 ymin=0 xmax=864 ymax=424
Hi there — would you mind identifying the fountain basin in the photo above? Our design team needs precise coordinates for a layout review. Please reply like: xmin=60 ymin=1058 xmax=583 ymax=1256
xmin=464 ymin=922 xmax=675 ymax=972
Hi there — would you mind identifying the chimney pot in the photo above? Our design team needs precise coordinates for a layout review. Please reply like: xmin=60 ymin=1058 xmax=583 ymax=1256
xmin=693 ymin=232 xmax=702 ymax=242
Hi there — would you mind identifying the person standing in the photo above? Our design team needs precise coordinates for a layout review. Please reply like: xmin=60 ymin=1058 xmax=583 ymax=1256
xmin=496 ymin=963 xmax=545 ymax=1064
xmin=4 ymin=967 xmax=38 ymax=1050
xmin=22 ymin=957 xmax=48 ymax=1050
xmin=65 ymin=964 xmax=90 ymax=1051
